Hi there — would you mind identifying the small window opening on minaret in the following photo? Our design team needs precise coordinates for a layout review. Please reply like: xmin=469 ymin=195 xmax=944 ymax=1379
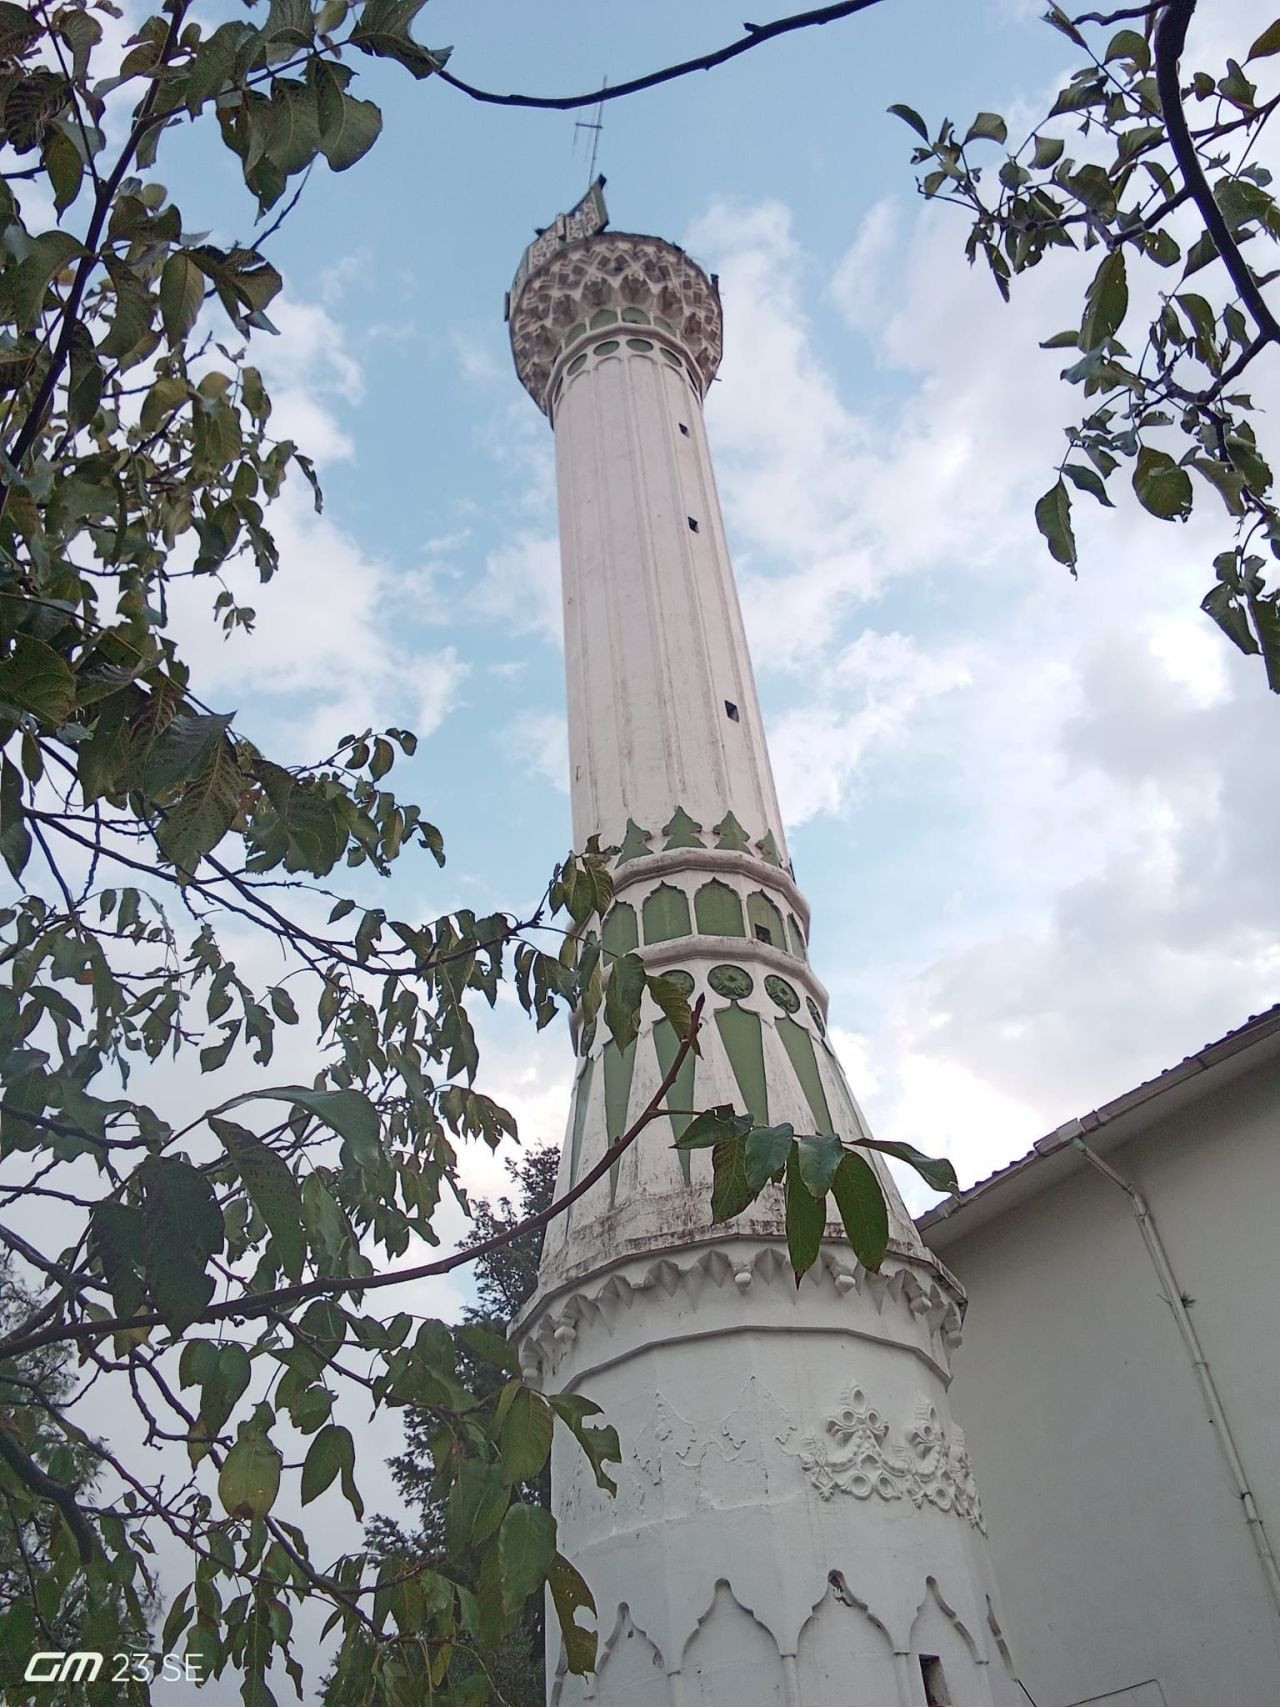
xmin=679 ymin=422 xmax=690 ymax=436
xmin=753 ymin=923 xmax=773 ymax=946
xmin=920 ymin=1657 xmax=951 ymax=1707
xmin=724 ymin=701 xmax=739 ymax=722
xmin=687 ymin=516 xmax=699 ymax=532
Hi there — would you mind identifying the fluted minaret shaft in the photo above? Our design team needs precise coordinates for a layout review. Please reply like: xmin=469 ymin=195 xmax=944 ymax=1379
xmin=506 ymin=186 xmax=1023 ymax=1707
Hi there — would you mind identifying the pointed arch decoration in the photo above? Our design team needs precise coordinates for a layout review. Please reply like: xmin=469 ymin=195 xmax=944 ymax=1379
xmin=694 ymin=879 xmax=745 ymax=938
xmin=776 ymin=1015 xmax=834 ymax=1131
xmin=653 ymin=1019 xmax=697 ymax=1184
xmin=746 ymin=890 xmax=785 ymax=950
xmin=602 ymin=1038 xmax=637 ymax=1203
xmin=643 ymin=883 xmax=692 ymax=944
xmin=714 ymin=1005 xmax=769 ymax=1125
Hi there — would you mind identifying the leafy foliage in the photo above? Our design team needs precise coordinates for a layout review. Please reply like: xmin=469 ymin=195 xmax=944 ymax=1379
xmin=893 ymin=1 xmax=1280 ymax=688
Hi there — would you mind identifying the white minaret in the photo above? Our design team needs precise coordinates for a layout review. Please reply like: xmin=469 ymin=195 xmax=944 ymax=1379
xmin=508 ymin=184 xmax=1022 ymax=1707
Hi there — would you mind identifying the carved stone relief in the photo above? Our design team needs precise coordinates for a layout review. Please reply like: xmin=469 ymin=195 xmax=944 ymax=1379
xmin=794 ymin=1383 xmax=986 ymax=1531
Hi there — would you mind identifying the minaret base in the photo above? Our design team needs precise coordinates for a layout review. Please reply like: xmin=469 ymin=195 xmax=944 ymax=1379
xmin=516 ymin=1236 xmax=1022 ymax=1707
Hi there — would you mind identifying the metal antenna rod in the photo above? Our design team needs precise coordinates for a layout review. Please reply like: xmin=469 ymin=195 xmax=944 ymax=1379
xmin=572 ymin=77 xmax=607 ymax=191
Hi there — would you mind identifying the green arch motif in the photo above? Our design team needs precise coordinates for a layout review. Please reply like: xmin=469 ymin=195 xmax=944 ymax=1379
xmin=653 ymin=1018 xmax=697 ymax=1185
xmin=617 ymin=818 xmax=653 ymax=864
xmin=747 ymin=891 xmax=785 ymax=950
xmin=643 ymin=884 xmax=691 ymax=944
xmin=806 ymin=996 xmax=826 ymax=1036
xmin=695 ymin=880 xmax=745 ymax=939
xmin=662 ymin=806 xmax=705 ymax=850
xmin=787 ymin=914 xmax=808 ymax=960
xmin=714 ymin=1005 xmax=768 ymax=1125
xmin=712 ymin=811 xmax=752 ymax=852
xmin=603 ymin=1038 xmax=637 ymax=1206
xmin=764 ymin=974 xmax=800 ymax=1013
xmin=776 ymin=1015 xmax=833 ymax=1132
xmin=602 ymin=902 xmax=639 ymax=960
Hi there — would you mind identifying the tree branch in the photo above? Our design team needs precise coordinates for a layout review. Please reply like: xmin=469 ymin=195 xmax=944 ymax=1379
xmin=0 ymin=1000 xmax=706 ymax=1361
xmin=1154 ymin=0 xmax=1280 ymax=346
xmin=437 ymin=1 xmax=886 ymax=112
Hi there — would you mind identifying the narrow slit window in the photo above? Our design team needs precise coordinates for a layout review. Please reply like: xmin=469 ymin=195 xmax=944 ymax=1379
xmin=679 ymin=422 xmax=690 ymax=437
xmin=724 ymin=701 xmax=740 ymax=722
xmin=753 ymin=923 xmax=773 ymax=946
xmin=920 ymin=1657 xmax=951 ymax=1707
xmin=687 ymin=516 xmax=699 ymax=532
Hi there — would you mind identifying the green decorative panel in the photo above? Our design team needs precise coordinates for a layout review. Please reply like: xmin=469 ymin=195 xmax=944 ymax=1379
xmin=567 ymin=353 xmax=588 ymax=375
xmin=715 ymin=1005 xmax=769 ymax=1125
xmin=653 ymin=1019 xmax=697 ymax=1184
xmin=661 ymin=346 xmax=681 ymax=365
xmin=603 ymin=1038 xmax=637 ymax=1205
xmin=621 ymin=307 xmax=650 ymax=324
xmin=712 ymin=811 xmax=752 ymax=852
xmin=662 ymin=969 xmax=695 ymax=997
xmin=806 ymin=997 xmax=826 ymax=1037
xmin=695 ymin=879 xmax=745 ymax=939
xmin=764 ymin=974 xmax=800 ymax=1013
xmin=617 ymin=818 xmax=653 ymax=864
xmin=602 ymin=902 xmax=639 ymax=959
xmin=708 ymin=963 xmax=753 ymax=1000
xmin=747 ymin=891 xmax=785 ymax=950
xmin=757 ymin=829 xmax=783 ymax=867
xmin=565 ymin=321 xmax=587 ymax=346
xmin=595 ymin=339 xmax=620 ymax=355
xmin=787 ymin=913 xmax=808 ymax=960
xmin=655 ymin=315 xmax=676 ymax=334
xmin=662 ymin=806 xmax=705 ymax=850
xmin=777 ymin=1016 xmax=833 ymax=1132
xmin=568 ymin=1056 xmax=595 ymax=1186
xmin=627 ymin=338 xmax=655 ymax=352
xmin=589 ymin=308 xmax=618 ymax=328
xmin=643 ymin=883 xmax=691 ymax=944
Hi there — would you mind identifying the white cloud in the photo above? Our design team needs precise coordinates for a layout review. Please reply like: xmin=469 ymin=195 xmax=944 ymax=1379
xmin=473 ymin=534 xmax=563 ymax=645
xmin=506 ymin=710 xmax=569 ymax=794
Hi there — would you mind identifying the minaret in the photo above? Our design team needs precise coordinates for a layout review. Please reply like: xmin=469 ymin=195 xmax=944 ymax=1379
xmin=508 ymin=183 xmax=1021 ymax=1707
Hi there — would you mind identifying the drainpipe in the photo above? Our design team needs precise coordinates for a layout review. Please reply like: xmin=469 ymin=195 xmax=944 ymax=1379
xmin=1071 ymin=1137 xmax=1280 ymax=1623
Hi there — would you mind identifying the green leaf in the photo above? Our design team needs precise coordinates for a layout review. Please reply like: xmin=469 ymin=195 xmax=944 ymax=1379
xmin=742 ymin=1122 xmax=794 ymax=1192
xmin=796 ymin=1131 xmax=844 ymax=1195
xmin=300 ymin=1424 xmax=361 ymax=1516
xmin=964 ymin=111 xmax=1007 ymax=145
xmin=138 ymin=1154 xmax=225 ymax=1332
xmin=829 ymin=1151 xmax=889 ymax=1272
xmin=89 ymin=1202 xmax=145 ymax=1317
xmin=785 ymin=1146 xmax=826 ymax=1283
xmin=1062 ymin=462 xmax=1114 ymax=507
xmin=2 ymin=230 xmax=83 ymax=330
xmin=853 ymin=1137 xmax=959 ymax=1195
xmin=498 ymin=1385 xmax=554 ymax=1486
xmin=159 ymin=252 xmax=205 ymax=345
xmin=603 ymin=951 xmax=646 ymax=1052
xmin=548 ymin=1553 xmax=597 ymax=1675
xmin=1248 ymin=18 xmax=1280 ymax=59
xmin=673 ymin=1104 xmax=752 ymax=1151
xmin=1031 ymin=134 xmax=1064 ymax=169
xmin=1104 ymin=28 xmax=1150 ymax=69
xmin=211 ymin=1117 xmax=306 ymax=1282
xmin=1132 ymin=446 xmax=1194 ymax=521
xmin=44 ymin=130 xmax=83 ymax=215
xmin=350 ymin=0 xmax=449 ymax=78
xmin=0 ymin=756 xmax=29 ymax=879
xmin=0 ymin=635 xmax=76 ymax=723
xmin=98 ymin=257 xmax=155 ymax=364
xmin=887 ymin=103 xmax=929 ymax=139
xmin=1080 ymin=250 xmax=1127 ymax=351
xmin=155 ymin=737 xmax=241 ymax=875
xmin=647 ymin=972 xmax=693 ymax=1042
xmin=498 ymin=1502 xmax=556 ymax=1614
xmin=1202 ymin=583 xmax=1258 ymax=655
xmin=218 ymin=1085 xmax=381 ymax=1169
xmin=1190 ymin=457 xmax=1247 ymax=518
xmin=218 ymin=1426 xmax=282 ymax=1520
xmin=264 ymin=78 xmax=323 ymax=175
xmin=1035 ymin=479 xmax=1077 ymax=569
xmin=314 ymin=62 xmax=382 ymax=170
xmin=142 ymin=710 xmax=234 ymax=797
xmin=710 ymin=1136 xmax=757 ymax=1223
xmin=444 ymin=1460 xmax=508 ymax=1552
xmin=548 ymin=1393 xmax=620 ymax=1494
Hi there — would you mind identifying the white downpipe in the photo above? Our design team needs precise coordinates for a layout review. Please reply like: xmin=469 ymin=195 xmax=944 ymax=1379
xmin=1072 ymin=1138 xmax=1280 ymax=1623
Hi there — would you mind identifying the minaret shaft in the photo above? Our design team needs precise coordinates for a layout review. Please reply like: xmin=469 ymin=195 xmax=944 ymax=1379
xmin=555 ymin=335 xmax=785 ymax=860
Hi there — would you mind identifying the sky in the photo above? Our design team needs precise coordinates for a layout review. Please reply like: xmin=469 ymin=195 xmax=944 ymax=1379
xmin=157 ymin=0 xmax=1280 ymax=1213
xmin=12 ymin=0 xmax=1280 ymax=1693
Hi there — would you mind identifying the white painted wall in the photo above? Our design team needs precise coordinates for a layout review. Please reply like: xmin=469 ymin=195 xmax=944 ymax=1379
xmin=922 ymin=1045 xmax=1280 ymax=1707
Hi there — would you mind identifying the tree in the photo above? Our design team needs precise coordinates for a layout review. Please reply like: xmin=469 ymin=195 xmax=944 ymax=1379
xmin=0 ymin=4 xmax=933 ymax=1701
xmin=0 ymin=1256 xmax=152 ymax=1700
xmin=343 ymin=1148 xmax=560 ymax=1707
xmin=894 ymin=2 xmax=1280 ymax=687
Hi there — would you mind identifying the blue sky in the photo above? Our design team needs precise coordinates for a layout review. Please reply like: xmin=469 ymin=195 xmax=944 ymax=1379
xmin=155 ymin=0 xmax=1280 ymax=1219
